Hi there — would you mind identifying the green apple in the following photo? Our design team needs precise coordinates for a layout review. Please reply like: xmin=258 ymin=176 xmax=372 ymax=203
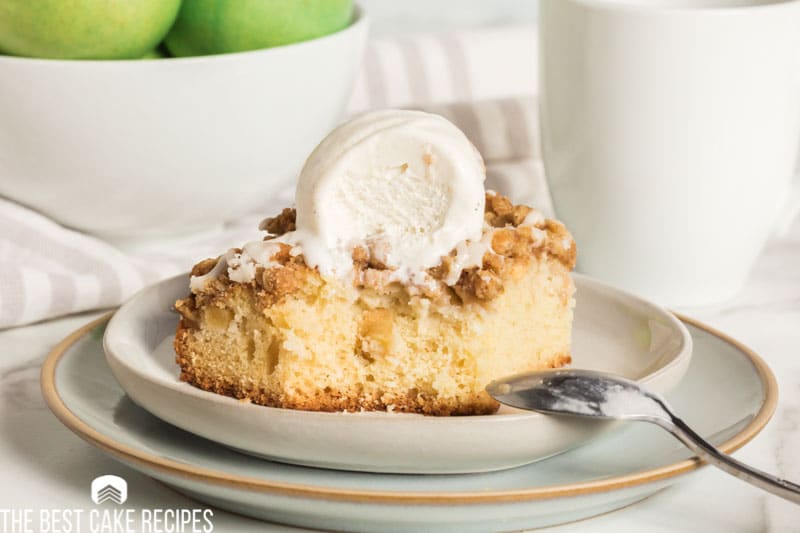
xmin=0 ymin=0 xmax=182 ymax=59
xmin=165 ymin=0 xmax=353 ymax=57
xmin=140 ymin=47 xmax=167 ymax=60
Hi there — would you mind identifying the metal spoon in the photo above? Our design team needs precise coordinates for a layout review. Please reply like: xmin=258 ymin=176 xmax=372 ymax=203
xmin=486 ymin=369 xmax=800 ymax=504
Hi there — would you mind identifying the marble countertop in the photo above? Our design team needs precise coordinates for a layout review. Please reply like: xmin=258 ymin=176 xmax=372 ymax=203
xmin=1 ymin=220 xmax=798 ymax=532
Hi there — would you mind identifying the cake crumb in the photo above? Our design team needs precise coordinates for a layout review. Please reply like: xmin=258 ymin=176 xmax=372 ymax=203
xmin=260 ymin=208 xmax=296 ymax=236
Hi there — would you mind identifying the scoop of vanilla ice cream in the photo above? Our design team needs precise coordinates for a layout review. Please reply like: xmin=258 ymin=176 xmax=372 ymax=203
xmin=292 ymin=109 xmax=486 ymax=279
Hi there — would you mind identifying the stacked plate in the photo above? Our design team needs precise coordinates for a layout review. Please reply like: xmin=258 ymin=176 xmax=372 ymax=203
xmin=42 ymin=274 xmax=776 ymax=532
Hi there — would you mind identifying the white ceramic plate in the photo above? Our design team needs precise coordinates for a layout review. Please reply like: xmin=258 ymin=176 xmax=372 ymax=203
xmin=43 ymin=315 xmax=775 ymax=532
xmin=101 ymin=274 xmax=691 ymax=474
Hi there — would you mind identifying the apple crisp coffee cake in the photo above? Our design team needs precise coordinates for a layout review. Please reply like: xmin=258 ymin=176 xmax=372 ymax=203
xmin=174 ymin=110 xmax=575 ymax=415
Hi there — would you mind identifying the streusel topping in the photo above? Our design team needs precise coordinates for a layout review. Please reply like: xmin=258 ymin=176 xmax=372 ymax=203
xmin=185 ymin=193 xmax=575 ymax=311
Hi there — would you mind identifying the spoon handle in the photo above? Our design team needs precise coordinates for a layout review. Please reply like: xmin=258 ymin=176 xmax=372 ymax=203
xmin=650 ymin=411 xmax=800 ymax=504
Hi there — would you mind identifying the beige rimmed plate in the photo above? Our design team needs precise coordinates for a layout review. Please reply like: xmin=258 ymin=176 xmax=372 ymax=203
xmin=101 ymin=274 xmax=692 ymax=474
xmin=42 ymin=313 xmax=775 ymax=532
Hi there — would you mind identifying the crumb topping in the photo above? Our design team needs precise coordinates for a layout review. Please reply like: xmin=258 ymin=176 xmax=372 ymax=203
xmin=179 ymin=193 xmax=576 ymax=315
xmin=259 ymin=207 xmax=296 ymax=236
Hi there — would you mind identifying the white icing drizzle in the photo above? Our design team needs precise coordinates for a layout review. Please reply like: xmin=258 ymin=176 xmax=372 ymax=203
xmin=189 ymin=258 xmax=227 ymax=293
xmin=398 ymin=270 xmax=440 ymax=295
xmin=444 ymin=225 xmax=498 ymax=286
xmin=190 ymin=204 xmax=554 ymax=296
xmin=522 ymin=209 xmax=545 ymax=227
xmin=531 ymin=227 xmax=546 ymax=247
xmin=523 ymin=209 xmax=548 ymax=248
xmin=440 ymin=207 xmax=549 ymax=286
xmin=189 ymin=241 xmax=283 ymax=294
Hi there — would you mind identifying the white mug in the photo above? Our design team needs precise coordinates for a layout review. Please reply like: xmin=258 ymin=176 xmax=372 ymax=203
xmin=540 ymin=0 xmax=800 ymax=306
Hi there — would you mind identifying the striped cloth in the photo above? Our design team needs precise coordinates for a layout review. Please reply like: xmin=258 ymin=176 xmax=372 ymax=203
xmin=0 ymin=25 xmax=551 ymax=329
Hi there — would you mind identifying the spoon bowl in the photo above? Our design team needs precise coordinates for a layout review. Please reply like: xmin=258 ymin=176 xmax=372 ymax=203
xmin=487 ymin=369 xmax=669 ymax=422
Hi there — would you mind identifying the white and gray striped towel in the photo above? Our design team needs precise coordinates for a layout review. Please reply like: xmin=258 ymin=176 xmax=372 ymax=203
xmin=0 ymin=25 xmax=552 ymax=328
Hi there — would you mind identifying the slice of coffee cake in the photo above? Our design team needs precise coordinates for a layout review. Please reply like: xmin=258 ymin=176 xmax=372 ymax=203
xmin=174 ymin=110 xmax=575 ymax=415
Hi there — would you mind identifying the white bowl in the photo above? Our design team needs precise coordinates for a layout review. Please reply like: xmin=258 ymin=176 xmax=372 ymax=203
xmin=0 ymin=8 xmax=367 ymax=243
xmin=104 ymin=273 xmax=693 ymax=474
